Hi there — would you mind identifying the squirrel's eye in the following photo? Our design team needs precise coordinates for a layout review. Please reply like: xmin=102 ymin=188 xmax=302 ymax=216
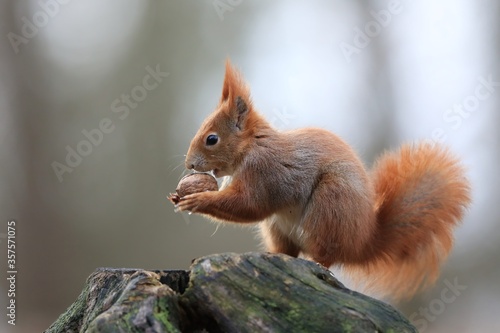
xmin=206 ymin=134 xmax=219 ymax=146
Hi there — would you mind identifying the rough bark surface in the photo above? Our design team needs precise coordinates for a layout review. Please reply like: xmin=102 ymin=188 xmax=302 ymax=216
xmin=45 ymin=252 xmax=417 ymax=333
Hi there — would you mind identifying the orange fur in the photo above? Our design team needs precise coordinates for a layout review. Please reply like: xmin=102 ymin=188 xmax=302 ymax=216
xmin=346 ymin=143 xmax=471 ymax=299
xmin=176 ymin=60 xmax=471 ymax=300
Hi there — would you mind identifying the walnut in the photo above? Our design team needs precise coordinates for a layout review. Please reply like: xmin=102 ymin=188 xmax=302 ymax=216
xmin=168 ymin=173 xmax=218 ymax=204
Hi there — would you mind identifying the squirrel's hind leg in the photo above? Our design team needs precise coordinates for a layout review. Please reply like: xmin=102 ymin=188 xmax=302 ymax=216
xmin=300 ymin=172 xmax=375 ymax=268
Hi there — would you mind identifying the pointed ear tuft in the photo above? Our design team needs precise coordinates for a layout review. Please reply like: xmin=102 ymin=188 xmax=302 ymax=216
xmin=221 ymin=59 xmax=234 ymax=103
xmin=219 ymin=59 xmax=252 ymax=130
xmin=220 ymin=59 xmax=250 ymax=105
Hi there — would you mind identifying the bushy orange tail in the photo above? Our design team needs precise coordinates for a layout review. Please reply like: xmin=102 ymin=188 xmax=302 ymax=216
xmin=348 ymin=143 xmax=471 ymax=300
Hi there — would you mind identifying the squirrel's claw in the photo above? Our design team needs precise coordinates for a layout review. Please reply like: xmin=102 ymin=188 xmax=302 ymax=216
xmin=167 ymin=193 xmax=181 ymax=205
xmin=176 ymin=193 xmax=203 ymax=213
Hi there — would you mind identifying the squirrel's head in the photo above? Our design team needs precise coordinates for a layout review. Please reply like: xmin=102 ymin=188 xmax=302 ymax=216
xmin=185 ymin=60 xmax=261 ymax=178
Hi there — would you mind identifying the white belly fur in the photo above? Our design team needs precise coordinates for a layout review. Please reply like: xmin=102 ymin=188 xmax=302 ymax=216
xmin=268 ymin=206 xmax=306 ymax=247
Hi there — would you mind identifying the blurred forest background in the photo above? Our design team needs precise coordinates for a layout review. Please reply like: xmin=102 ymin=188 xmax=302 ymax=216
xmin=0 ymin=1 xmax=499 ymax=332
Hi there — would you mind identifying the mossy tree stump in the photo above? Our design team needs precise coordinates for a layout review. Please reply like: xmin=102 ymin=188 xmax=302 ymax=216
xmin=45 ymin=252 xmax=416 ymax=333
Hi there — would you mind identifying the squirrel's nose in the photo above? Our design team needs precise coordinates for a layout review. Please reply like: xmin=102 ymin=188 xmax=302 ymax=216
xmin=185 ymin=159 xmax=195 ymax=170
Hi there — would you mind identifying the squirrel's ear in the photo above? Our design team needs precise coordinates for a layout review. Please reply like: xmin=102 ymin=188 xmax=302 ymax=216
xmin=221 ymin=59 xmax=235 ymax=103
xmin=220 ymin=59 xmax=250 ymax=103
xmin=220 ymin=59 xmax=252 ymax=130
xmin=220 ymin=58 xmax=241 ymax=103
xmin=234 ymin=96 xmax=249 ymax=130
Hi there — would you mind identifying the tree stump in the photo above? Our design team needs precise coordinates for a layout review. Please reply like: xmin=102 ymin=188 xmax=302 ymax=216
xmin=45 ymin=252 xmax=416 ymax=333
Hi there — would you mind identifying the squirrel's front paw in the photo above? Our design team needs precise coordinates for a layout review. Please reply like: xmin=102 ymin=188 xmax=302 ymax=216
xmin=176 ymin=193 xmax=206 ymax=213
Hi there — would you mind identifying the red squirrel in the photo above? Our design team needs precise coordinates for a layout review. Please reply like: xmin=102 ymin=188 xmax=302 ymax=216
xmin=174 ymin=60 xmax=471 ymax=300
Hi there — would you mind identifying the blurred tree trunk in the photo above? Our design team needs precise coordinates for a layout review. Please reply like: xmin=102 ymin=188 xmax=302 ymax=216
xmin=0 ymin=3 xmax=78 ymax=328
